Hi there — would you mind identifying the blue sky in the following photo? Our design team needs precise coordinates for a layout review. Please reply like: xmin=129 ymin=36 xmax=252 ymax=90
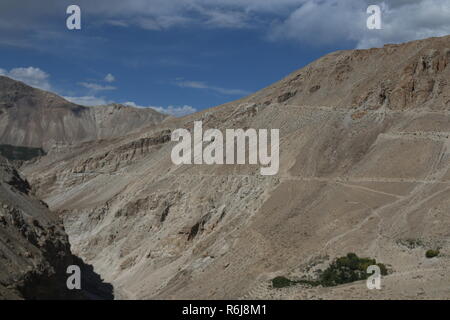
xmin=1 ymin=0 xmax=450 ymax=116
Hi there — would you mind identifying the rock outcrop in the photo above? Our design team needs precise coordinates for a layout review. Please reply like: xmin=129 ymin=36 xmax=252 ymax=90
xmin=0 ymin=156 xmax=77 ymax=299
xmin=248 ymin=36 xmax=450 ymax=111
xmin=0 ymin=156 xmax=113 ymax=299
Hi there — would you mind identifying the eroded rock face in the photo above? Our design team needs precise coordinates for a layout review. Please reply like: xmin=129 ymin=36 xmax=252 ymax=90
xmin=22 ymin=35 xmax=450 ymax=300
xmin=0 ymin=157 xmax=115 ymax=300
xmin=248 ymin=37 xmax=450 ymax=112
xmin=0 ymin=156 xmax=78 ymax=299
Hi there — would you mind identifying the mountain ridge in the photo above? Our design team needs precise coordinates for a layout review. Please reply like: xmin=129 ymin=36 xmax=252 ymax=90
xmin=0 ymin=75 xmax=167 ymax=151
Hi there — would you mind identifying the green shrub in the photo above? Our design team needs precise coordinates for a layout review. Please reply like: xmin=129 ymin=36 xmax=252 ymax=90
xmin=271 ymin=276 xmax=294 ymax=288
xmin=272 ymin=253 xmax=388 ymax=289
xmin=425 ymin=249 xmax=439 ymax=258
xmin=295 ymin=279 xmax=320 ymax=287
xmin=318 ymin=253 xmax=387 ymax=287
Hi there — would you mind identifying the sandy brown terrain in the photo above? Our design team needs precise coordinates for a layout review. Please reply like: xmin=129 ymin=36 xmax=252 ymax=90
xmin=13 ymin=35 xmax=450 ymax=300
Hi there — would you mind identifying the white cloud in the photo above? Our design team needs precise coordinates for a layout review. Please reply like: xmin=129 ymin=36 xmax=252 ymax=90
xmin=151 ymin=105 xmax=197 ymax=117
xmin=269 ymin=1 xmax=364 ymax=46
xmin=194 ymin=6 xmax=251 ymax=29
xmin=79 ymin=82 xmax=117 ymax=91
xmin=62 ymin=0 xmax=450 ymax=48
xmin=124 ymin=101 xmax=197 ymax=117
xmin=363 ymin=0 xmax=450 ymax=48
xmin=175 ymin=79 xmax=250 ymax=96
xmin=268 ymin=0 xmax=450 ymax=48
xmin=104 ymin=73 xmax=115 ymax=82
xmin=0 ymin=66 xmax=52 ymax=90
xmin=64 ymin=96 xmax=111 ymax=106
xmin=0 ymin=0 xmax=297 ymax=37
xmin=122 ymin=101 xmax=142 ymax=108
xmin=2 ymin=0 xmax=450 ymax=49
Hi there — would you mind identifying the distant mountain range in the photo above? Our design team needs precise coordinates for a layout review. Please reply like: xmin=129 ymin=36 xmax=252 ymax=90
xmin=0 ymin=76 xmax=167 ymax=151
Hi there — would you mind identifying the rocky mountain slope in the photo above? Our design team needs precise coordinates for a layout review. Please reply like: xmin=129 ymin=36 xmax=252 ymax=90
xmin=0 ymin=155 xmax=81 ymax=299
xmin=0 ymin=76 xmax=167 ymax=151
xmin=0 ymin=156 xmax=114 ymax=299
xmin=22 ymin=35 xmax=450 ymax=299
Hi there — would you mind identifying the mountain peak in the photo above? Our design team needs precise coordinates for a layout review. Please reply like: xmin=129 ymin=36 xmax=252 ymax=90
xmin=0 ymin=77 xmax=167 ymax=150
xmin=247 ymin=34 xmax=450 ymax=111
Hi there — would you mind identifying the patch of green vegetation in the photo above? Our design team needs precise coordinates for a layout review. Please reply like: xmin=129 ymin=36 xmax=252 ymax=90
xmin=425 ymin=249 xmax=439 ymax=258
xmin=272 ymin=253 xmax=388 ymax=289
xmin=0 ymin=144 xmax=45 ymax=161
xmin=318 ymin=253 xmax=387 ymax=287
xmin=271 ymin=276 xmax=295 ymax=288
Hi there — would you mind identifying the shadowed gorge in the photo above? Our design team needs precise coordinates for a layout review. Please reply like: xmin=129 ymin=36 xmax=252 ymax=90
xmin=0 ymin=156 xmax=113 ymax=299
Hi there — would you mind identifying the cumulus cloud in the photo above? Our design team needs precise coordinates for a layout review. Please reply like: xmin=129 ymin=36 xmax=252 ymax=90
xmin=104 ymin=73 xmax=115 ymax=82
xmin=1 ymin=0 xmax=450 ymax=49
xmin=87 ymin=0 xmax=450 ymax=47
xmin=124 ymin=101 xmax=197 ymax=117
xmin=364 ymin=0 xmax=450 ymax=48
xmin=269 ymin=0 xmax=450 ymax=48
xmin=64 ymin=95 xmax=111 ymax=106
xmin=269 ymin=1 xmax=365 ymax=46
xmin=0 ymin=66 xmax=52 ymax=90
xmin=175 ymin=79 xmax=250 ymax=96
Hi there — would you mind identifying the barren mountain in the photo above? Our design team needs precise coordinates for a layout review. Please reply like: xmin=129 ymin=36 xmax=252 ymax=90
xmin=0 ymin=155 xmax=80 ymax=299
xmin=0 ymin=76 xmax=167 ymax=151
xmin=21 ymin=35 xmax=450 ymax=299
xmin=0 ymin=156 xmax=113 ymax=299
